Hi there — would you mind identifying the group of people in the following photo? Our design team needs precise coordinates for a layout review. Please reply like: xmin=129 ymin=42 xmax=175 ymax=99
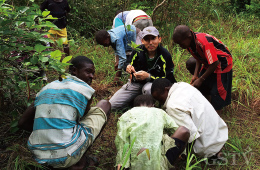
xmin=95 ymin=9 xmax=154 ymax=84
xmin=18 ymin=4 xmax=233 ymax=170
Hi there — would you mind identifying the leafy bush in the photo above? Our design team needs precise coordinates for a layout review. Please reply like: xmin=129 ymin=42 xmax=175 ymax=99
xmin=0 ymin=0 xmax=71 ymax=128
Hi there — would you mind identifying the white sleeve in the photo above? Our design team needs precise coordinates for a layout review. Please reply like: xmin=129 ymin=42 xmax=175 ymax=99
xmin=166 ymin=107 xmax=200 ymax=143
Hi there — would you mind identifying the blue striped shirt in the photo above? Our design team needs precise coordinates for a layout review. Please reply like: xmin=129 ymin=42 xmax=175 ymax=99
xmin=28 ymin=76 xmax=95 ymax=167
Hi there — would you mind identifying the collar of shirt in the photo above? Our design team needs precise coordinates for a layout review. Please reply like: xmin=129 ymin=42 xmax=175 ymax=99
xmin=107 ymin=31 xmax=117 ymax=48
xmin=162 ymin=83 xmax=178 ymax=109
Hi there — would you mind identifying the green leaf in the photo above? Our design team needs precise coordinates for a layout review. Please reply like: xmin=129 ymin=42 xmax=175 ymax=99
xmin=122 ymin=143 xmax=130 ymax=159
xmin=19 ymin=6 xmax=29 ymax=14
xmin=121 ymin=137 xmax=136 ymax=170
xmin=126 ymin=25 xmax=131 ymax=31
xmin=50 ymin=65 xmax=61 ymax=72
xmin=38 ymin=37 xmax=53 ymax=44
xmin=56 ymin=38 xmax=64 ymax=47
xmin=42 ymin=10 xmax=50 ymax=17
xmin=50 ymin=50 xmax=62 ymax=59
xmin=10 ymin=127 xmax=19 ymax=133
xmin=24 ymin=62 xmax=31 ymax=66
xmin=62 ymin=55 xmax=72 ymax=63
xmin=10 ymin=120 xmax=18 ymax=128
xmin=41 ymin=56 xmax=49 ymax=62
xmin=34 ymin=44 xmax=47 ymax=53
xmin=226 ymin=142 xmax=241 ymax=153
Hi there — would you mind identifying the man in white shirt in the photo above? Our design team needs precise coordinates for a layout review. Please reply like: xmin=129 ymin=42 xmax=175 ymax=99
xmin=112 ymin=9 xmax=153 ymax=31
xmin=151 ymin=78 xmax=228 ymax=158
xmin=112 ymin=9 xmax=153 ymax=45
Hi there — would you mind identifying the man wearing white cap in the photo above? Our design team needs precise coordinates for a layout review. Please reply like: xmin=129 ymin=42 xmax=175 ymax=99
xmin=109 ymin=26 xmax=177 ymax=110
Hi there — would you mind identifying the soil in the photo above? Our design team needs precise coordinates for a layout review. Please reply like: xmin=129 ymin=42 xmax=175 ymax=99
xmin=0 ymin=74 xmax=259 ymax=170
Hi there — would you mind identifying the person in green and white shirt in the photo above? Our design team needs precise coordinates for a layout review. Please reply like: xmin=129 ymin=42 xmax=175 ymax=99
xmin=115 ymin=95 xmax=190 ymax=170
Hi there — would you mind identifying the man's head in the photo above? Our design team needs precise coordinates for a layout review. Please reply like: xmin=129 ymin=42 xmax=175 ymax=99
xmin=172 ymin=25 xmax=192 ymax=49
xmin=141 ymin=26 xmax=161 ymax=53
xmin=186 ymin=57 xmax=196 ymax=75
xmin=69 ymin=56 xmax=95 ymax=85
xmin=133 ymin=94 xmax=155 ymax=107
xmin=95 ymin=30 xmax=111 ymax=47
xmin=151 ymin=78 xmax=172 ymax=105
xmin=115 ymin=10 xmax=123 ymax=16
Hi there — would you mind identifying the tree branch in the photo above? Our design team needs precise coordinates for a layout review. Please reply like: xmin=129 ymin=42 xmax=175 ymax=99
xmin=152 ymin=0 xmax=167 ymax=20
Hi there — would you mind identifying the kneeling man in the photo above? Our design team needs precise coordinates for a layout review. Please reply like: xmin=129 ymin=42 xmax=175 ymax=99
xmin=151 ymin=78 xmax=228 ymax=158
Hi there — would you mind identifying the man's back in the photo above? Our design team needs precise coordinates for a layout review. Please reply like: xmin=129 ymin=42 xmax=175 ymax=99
xmin=115 ymin=107 xmax=178 ymax=170
xmin=164 ymin=82 xmax=228 ymax=157
xmin=28 ymin=76 xmax=95 ymax=166
xmin=108 ymin=25 xmax=136 ymax=51
xmin=188 ymin=32 xmax=232 ymax=74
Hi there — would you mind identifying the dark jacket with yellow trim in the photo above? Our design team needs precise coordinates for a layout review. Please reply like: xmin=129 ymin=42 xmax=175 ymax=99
xmin=128 ymin=44 xmax=177 ymax=83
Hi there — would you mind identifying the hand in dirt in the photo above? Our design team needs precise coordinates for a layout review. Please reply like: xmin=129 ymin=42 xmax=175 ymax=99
xmin=133 ymin=71 xmax=149 ymax=81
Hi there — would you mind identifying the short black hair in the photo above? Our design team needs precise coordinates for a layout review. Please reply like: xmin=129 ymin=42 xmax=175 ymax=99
xmin=69 ymin=56 xmax=94 ymax=73
xmin=172 ymin=25 xmax=191 ymax=42
xmin=186 ymin=57 xmax=196 ymax=75
xmin=95 ymin=30 xmax=110 ymax=44
xmin=115 ymin=10 xmax=123 ymax=16
xmin=133 ymin=94 xmax=155 ymax=107
xmin=151 ymin=78 xmax=172 ymax=94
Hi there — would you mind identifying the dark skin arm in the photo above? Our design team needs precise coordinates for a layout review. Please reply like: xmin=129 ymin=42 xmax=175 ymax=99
xmin=18 ymin=103 xmax=36 ymax=132
xmin=190 ymin=59 xmax=201 ymax=84
xmin=83 ymin=96 xmax=93 ymax=116
xmin=192 ymin=60 xmax=219 ymax=88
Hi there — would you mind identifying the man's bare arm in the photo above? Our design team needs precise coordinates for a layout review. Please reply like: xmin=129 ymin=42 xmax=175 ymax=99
xmin=18 ymin=103 xmax=36 ymax=132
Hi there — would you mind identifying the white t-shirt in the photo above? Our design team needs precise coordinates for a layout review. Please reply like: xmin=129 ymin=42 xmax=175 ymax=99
xmin=163 ymin=82 xmax=228 ymax=157
xmin=125 ymin=10 xmax=149 ymax=26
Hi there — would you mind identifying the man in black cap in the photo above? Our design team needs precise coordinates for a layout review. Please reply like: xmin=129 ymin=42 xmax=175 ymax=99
xmin=109 ymin=26 xmax=177 ymax=110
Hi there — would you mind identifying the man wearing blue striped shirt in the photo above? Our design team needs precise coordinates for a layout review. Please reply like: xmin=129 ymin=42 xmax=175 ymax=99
xmin=19 ymin=56 xmax=111 ymax=169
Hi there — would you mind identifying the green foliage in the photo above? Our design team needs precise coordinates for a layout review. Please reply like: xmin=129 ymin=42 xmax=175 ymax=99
xmin=118 ymin=136 xmax=150 ymax=170
xmin=120 ymin=136 xmax=136 ymax=169
xmin=0 ymin=0 xmax=71 ymax=126
xmin=6 ymin=144 xmax=43 ymax=169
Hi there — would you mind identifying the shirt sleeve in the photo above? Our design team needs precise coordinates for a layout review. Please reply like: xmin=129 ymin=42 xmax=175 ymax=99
xmin=204 ymin=42 xmax=218 ymax=65
xmin=115 ymin=39 xmax=127 ymax=70
xmin=166 ymin=107 xmax=200 ymax=143
xmin=115 ymin=114 xmax=131 ymax=168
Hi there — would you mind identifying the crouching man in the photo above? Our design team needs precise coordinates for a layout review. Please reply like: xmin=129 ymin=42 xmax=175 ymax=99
xmin=151 ymin=78 xmax=228 ymax=159
xmin=115 ymin=95 xmax=190 ymax=169
xmin=18 ymin=56 xmax=111 ymax=169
